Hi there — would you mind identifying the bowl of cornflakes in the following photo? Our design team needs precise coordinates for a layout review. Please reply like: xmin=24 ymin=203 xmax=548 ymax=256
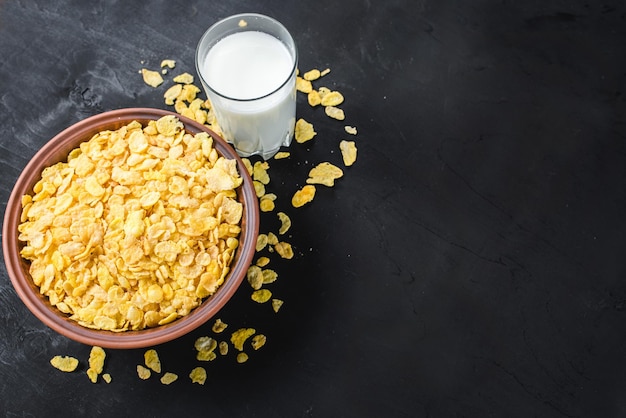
xmin=3 ymin=108 xmax=259 ymax=349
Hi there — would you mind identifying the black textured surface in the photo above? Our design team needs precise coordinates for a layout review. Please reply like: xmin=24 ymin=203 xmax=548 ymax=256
xmin=1 ymin=1 xmax=626 ymax=417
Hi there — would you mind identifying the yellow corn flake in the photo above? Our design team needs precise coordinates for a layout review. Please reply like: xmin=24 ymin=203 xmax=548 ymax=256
xmin=161 ymin=59 xmax=176 ymax=69
xmin=137 ymin=365 xmax=151 ymax=380
xmin=236 ymin=352 xmax=249 ymax=363
xmin=320 ymin=68 xmax=331 ymax=77
xmin=294 ymin=118 xmax=316 ymax=143
xmin=173 ymin=72 xmax=194 ymax=84
xmin=325 ymin=106 xmax=345 ymax=120
xmin=274 ymin=242 xmax=294 ymax=259
xmin=251 ymin=289 xmax=272 ymax=303
xmin=164 ymin=84 xmax=183 ymax=105
xmin=18 ymin=116 xmax=244 ymax=331
xmin=180 ymin=84 xmax=201 ymax=102
xmin=238 ymin=19 xmax=248 ymax=27
xmin=212 ymin=318 xmax=228 ymax=333
xmin=230 ymin=328 xmax=256 ymax=351
xmin=303 ymin=69 xmax=321 ymax=81
xmin=307 ymin=162 xmax=344 ymax=187
xmin=189 ymin=367 xmax=207 ymax=385
xmin=307 ymin=90 xmax=321 ymax=107
xmin=194 ymin=336 xmax=217 ymax=353
xmin=320 ymin=91 xmax=344 ymax=107
xmin=160 ymin=372 xmax=178 ymax=385
xmin=273 ymin=151 xmax=290 ymax=159
xmin=141 ymin=68 xmax=164 ymax=87
xmin=292 ymin=185 xmax=316 ymax=208
xmin=144 ymin=349 xmax=161 ymax=373
xmin=272 ymin=298 xmax=284 ymax=313
xmin=241 ymin=158 xmax=254 ymax=176
xmin=262 ymin=269 xmax=278 ymax=284
xmin=197 ymin=350 xmax=217 ymax=362
xmin=296 ymin=76 xmax=312 ymax=93
xmin=50 ymin=355 xmax=79 ymax=372
xmin=277 ymin=212 xmax=291 ymax=235
xmin=86 ymin=346 xmax=106 ymax=383
xmin=340 ymin=140 xmax=357 ymax=166
xmin=344 ymin=125 xmax=357 ymax=135
xmin=251 ymin=334 xmax=267 ymax=350
xmin=247 ymin=265 xmax=263 ymax=290
xmin=259 ymin=196 xmax=275 ymax=212
xmin=102 ymin=373 xmax=112 ymax=384
xmin=256 ymin=234 xmax=269 ymax=252
xmin=255 ymin=256 xmax=270 ymax=267
xmin=219 ymin=341 xmax=229 ymax=355
xmin=267 ymin=232 xmax=278 ymax=245
xmin=253 ymin=161 xmax=270 ymax=184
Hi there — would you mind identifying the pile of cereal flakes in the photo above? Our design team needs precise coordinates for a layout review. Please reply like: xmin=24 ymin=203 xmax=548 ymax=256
xmin=48 ymin=59 xmax=359 ymax=384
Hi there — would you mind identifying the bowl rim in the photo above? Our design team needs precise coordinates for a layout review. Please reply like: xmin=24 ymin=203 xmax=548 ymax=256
xmin=2 ymin=108 xmax=259 ymax=349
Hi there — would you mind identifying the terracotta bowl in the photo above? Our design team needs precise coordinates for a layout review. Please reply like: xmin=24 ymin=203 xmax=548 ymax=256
xmin=2 ymin=108 xmax=259 ymax=349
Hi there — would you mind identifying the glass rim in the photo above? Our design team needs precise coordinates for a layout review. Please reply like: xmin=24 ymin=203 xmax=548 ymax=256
xmin=195 ymin=13 xmax=298 ymax=102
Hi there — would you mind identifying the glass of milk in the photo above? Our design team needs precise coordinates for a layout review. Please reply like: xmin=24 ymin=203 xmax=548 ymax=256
xmin=195 ymin=14 xmax=298 ymax=160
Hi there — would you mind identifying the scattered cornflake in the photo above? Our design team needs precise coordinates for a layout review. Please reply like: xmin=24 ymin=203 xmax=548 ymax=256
xmin=307 ymin=162 xmax=344 ymax=187
xmin=344 ymin=125 xmax=357 ymax=135
xmin=164 ymin=84 xmax=183 ymax=105
xmin=272 ymin=299 xmax=284 ymax=313
xmin=86 ymin=346 xmax=106 ymax=383
xmin=247 ymin=265 xmax=263 ymax=290
xmin=252 ymin=289 xmax=272 ymax=303
xmin=253 ymin=161 xmax=271 ymax=184
xmin=295 ymin=118 xmax=317 ymax=143
xmin=197 ymin=350 xmax=217 ymax=362
xmin=160 ymin=59 xmax=176 ymax=69
xmin=189 ymin=367 xmax=207 ymax=385
xmin=160 ymin=372 xmax=178 ymax=385
xmin=256 ymin=256 xmax=270 ymax=267
xmin=195 ymin=336 xmax=218 ymax=354
xmin=303 ymin=69 xmax=321 ymax=81
xmin=238 ymin=19 xmax=248 ymax=27
xmin=219 ymin=341 xmax=229 ymax=355
xmin=340 ymin=140 xmax=358 ymax=166
xmin=307 ymin=90 xmax=322 ymax=107
xmin=260 ymin=196 xmax=276 ymax=212
xmin=274 ymin=242 xmax=294 ymax=259
xmin=296 ymin=76 xmax=313 ymax=93
xmin=262 ymin=269 xmax=278 ymax=284
xmin=241 ymin=158 xmax=254 ymax=176
xmin=236 ymin=353 xmax=249 ymax=364
xmin=274 ymin=151 xmax=290 ymax=159
xmin=173 ymin=72 xmax=194 ymax=84
xmin=320 ymin=68 xmax=331 ymax=77
xmin=141 ymin=68 xmax=164 ymax=87
xmin=50 ymin=355 xmax=79 ymax=372
xmin=231 ymin=328 xmax=256 ymax=351
xmin=292 ymin=185 xmax=316 ymax=208
xmin=102 ymin=373 xmax=112 ymax=384
xmin=256 ymin=234 xmax=269 ymax=252
xmin=144 ymin=349 xmax=162 ymax=373
xmin=212 ymin=318 xmax=228 ymax=333
xmin=277 ymin=212 xmax=292 ymax=235
xmin=318 ymin=86 xmax=331 ymax=99
xmin=137 ymin=365 xmax=151 ymax=380
xmin=320 ymin=91 xmax=344 ymax=107
xmin=253 ymin=180 xmax=266 ymax=198
xmin=267 ymin=232 xmax=278 ymax=245
xmin=325 ymin=106 xmax=345 ymax=120
xmin=251 ymin=334 xmax=267 ymax=350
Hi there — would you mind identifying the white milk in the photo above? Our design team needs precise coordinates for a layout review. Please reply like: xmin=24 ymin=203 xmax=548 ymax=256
xmin=201 ymin=31 xmax=296 ymax=159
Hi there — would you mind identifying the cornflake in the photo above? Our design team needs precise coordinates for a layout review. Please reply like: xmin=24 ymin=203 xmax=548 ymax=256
xmin=144 ymin=349 xmax=161 ymax=373
xmin=255 ymin=256 xmax=270 ymax=267
xmin=102 ymin=373 xmax=112 ymax=384
xmin=325 ymin=106 xmax=345 ymax=120
xmin=247 ymin=265 xmax=263 ymax=290
xmin=236 ymin=352 xmax=249 ymax=363
xmin=340 ymin=140 xmax=357 ymax=166
xmin=160 ymin=59 xmax=176 ymax=69
xmin=320 ymin=91 xmax=344 ymax=107
xmin=292 ymin=185 xmax=316 ymax=208
xmin=50 ymin=355 xmax=79 ymax=372
xmin=308 ymin=90 xmax=322 ymax=107
xmin=303 ymin=69 xmax=321 ymax=81
xmin=296 ymin=76 xmax=312 ymax=93
xmin=87 ymin=346 xmax=106 ymax=383
xmin=137 ymin=365 xmax=151 ymax=380
xmin=274 ymin=242 xmax=294 ymax=259
xmin=344 ymin=125 xmax=357 ymax=135
xmin=307 ymin=162 xmax=344 ymax=187
xmin=212 ymin=318 xmax=228 ymax=333
xmin=295 ymin=118 xmax=316 ymax=143
xmin=141 ymin=68 xmax=164 ymax=87
xmin=251 ymin=334 xmax=267 ymax=350
xmin=219 ymin=341 xmax=229 ymax=355
xmin=231 ymin=328 xmax=256 ymax=351
xmin=189 ymin=367 xmax=207 ymax=385
xmin=272 ymin=299 xmax=284 ymax=313
xmin=274 ymin=152 xmax=290 ymax=159
xmin=277 ymin=212 xmax=291 ymax=235
xmin=161 ymin=372 xmax=178 ymax=385
xmin=173 ymin=72 xmax=194 ymax=84
xmin=251 ymin=289 xmax=272 ymax=303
